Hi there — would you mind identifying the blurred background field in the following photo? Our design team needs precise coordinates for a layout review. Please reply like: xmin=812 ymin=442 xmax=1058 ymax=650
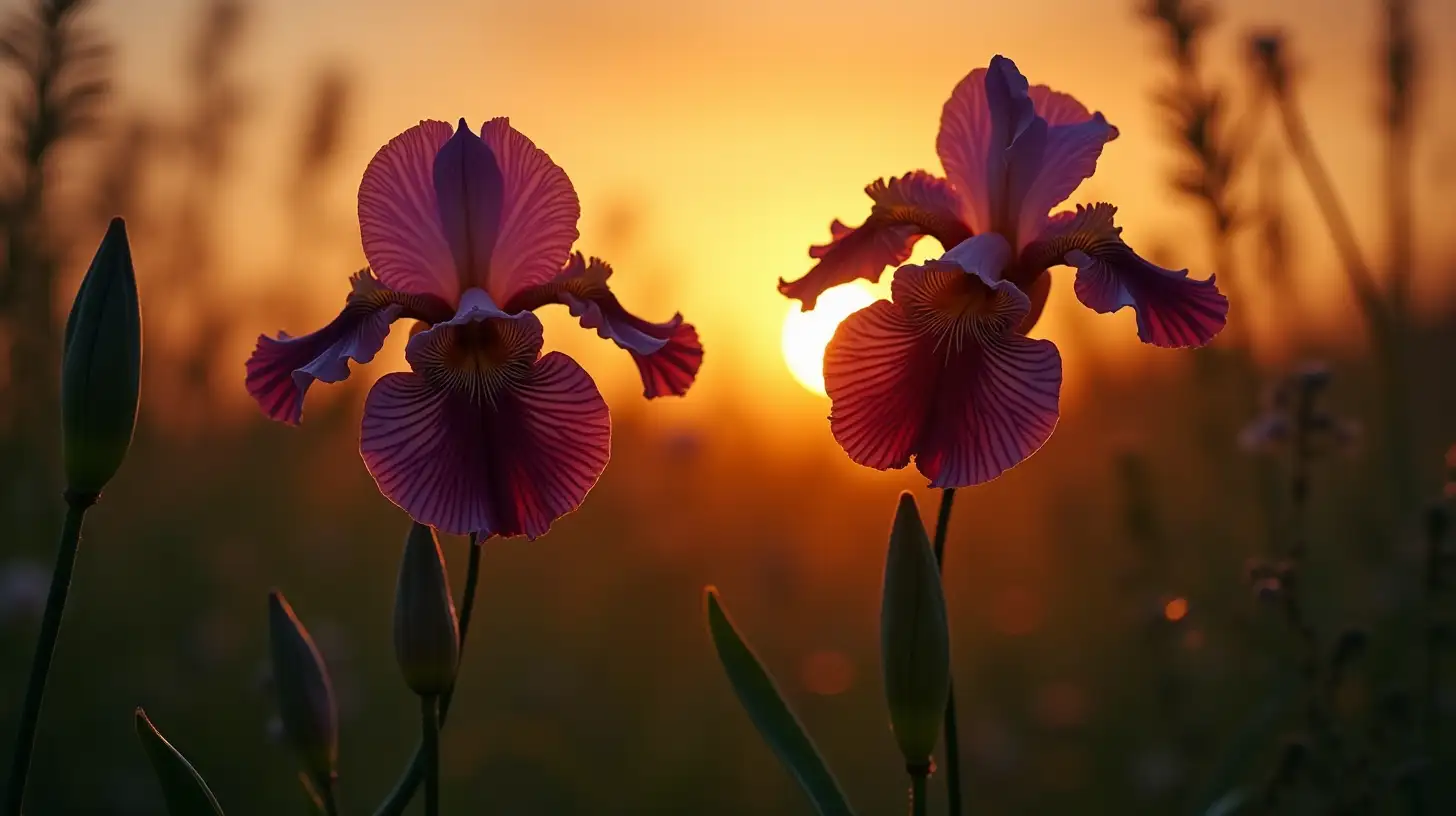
xmin=3 ymin=0 xmax=1456 ymax=812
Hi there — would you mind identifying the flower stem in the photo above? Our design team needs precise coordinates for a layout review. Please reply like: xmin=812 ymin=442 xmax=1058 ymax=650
xmin=908 ymin=767 xmax=928 ymax=816
xmin=3 ymin=492 xmax=96 ymax=816
xmin=931 ymin=488 xmax=963 ymax=816
xmin=421 ymin=695 xmax=440 ymax=816
xmin=373 ymin=535 xmax=483 ymax=816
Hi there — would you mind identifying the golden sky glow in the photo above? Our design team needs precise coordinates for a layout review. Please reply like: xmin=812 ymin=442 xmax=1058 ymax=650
xmin=96 ymin=0 xmax=1456 ymax=428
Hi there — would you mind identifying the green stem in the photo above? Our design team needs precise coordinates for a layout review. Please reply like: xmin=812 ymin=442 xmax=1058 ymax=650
xmin=930 ymin=488 xmax=962 ymax=816
xmin=3 ymin=493 xmax=95 ymax=816
xmin=909 ymin=769 xmax=928 ymax=816
xmin=373 ymin=535 xmax=483 ymax=816
xmin=421 ymin=695 xmax=439 ymax=816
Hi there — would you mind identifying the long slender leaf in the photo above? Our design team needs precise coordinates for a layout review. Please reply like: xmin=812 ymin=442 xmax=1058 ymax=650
xmin=135 ymin=708 xmax=225 ymax=816
xmin=704 ymin=588 xmax=854 ymax=816
xmin=1187 ymin=678 xmax=1297 ymax=815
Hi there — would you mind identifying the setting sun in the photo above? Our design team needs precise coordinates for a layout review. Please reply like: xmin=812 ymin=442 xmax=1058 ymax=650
xmin=780 ymin=282 xmax=878 ymax=396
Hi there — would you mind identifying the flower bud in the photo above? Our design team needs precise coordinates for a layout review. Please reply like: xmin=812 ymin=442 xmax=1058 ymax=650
xmin=880 ymin=492 xmax=951 ymax=766
xmin=394 ymin=523 xmax=459 ymax=697
xmin=267 ymin=591 xmax=338 ymax=786
xmin=61 ymin=217 xmax=141 ymax=496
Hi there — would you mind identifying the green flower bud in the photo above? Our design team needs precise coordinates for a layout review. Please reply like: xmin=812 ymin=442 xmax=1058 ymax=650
xmin=880 ymin=492 xmax=951 ymax=766
xmin=62 ymin=217 xmax=141 ymax=496
xmin=267 ymin=591 xmax=338 ymax=787
xmin=394 ymin=523 xmax=459 ymax=697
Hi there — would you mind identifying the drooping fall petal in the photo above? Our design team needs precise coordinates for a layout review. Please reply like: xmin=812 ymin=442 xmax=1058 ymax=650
xmin=509 ymin=254 xmax=703 ymax=398
xmin=1023 ymin=204 xmax=1228 ymax=348
xmin=358 ymin=120 xmax=459 ymax=301
xmin=824 ymin=300 xmax=937 ymax=472
xmin=359 ymin=294 xmax=609 ymax=538
xmin=778 ymin=171 xmax=969 ymax=310
xmin=825 ymin=248 xmax=1062 ymax=487
xmin=246 ymin=296 xmax=402 ymax=425
xmin=478 ymin=118 xmax=581 ymax=306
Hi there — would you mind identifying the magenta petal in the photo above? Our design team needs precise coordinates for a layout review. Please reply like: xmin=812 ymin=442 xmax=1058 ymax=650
xmin=1015 ymin=115 xmax=1115 ymax=247
xmin=940 ymin=232 xmax=1013 ymax=281
xmin=245 ymin=302 xmax=402 ymax=425
xmin=631 ymin=321 xmax=703 ymax=399
xmin=779 ymin=172 xmax=966 ymax=310
xmin=505 ymin=254 xmax=704 ymax=398
xmin=359 ymin=121 xmax=458 ymax=300
xmin=359 ymin=354 xmax=610 ymax=539
xmin=783 ymin=217 xmax=914 ymax=311
xmin=1027 ymin=85 xmax=1096 ymax=129
xmin=558 ymin=286 xmax=704 ymax=399
xmin=433 ymin=119 xmax=504 ymax=291
xmin=824 ymin=300 xmax=937 ymax=471
xmin=938 ymin=69 xmax=994 ymax=233
xmin=478 ymin=118 xmax=580 ymax=306
xmin=827 ymin=257 xmax=1061 ymax=487
xmin=1069 ymin=244 xmax=1228 ymax=348
xmin=938 ymin=56 xmax=1035 ymax=235
xmin=915 ymin=332 xmax=1061 ymax=487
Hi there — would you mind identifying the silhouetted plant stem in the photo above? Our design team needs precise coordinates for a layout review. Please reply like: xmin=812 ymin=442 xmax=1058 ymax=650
xmin=931 ymin=488 xmax=963 ymax=816
xmin=3 ymin=491 xmax=96 ymax=816
xmin=322 ymin=783 xmax=339 ymax=816
xmin=421 ymin=695 xmax=439 ymax=816
xmin=1382 ymin=0 xmax=1415 ymax=323
xmin=1269 ymin=83 xmax=1415 ymax=525
xmin=908 ymin=765 xmax=929 ymax=816
xmin=373 ymin=534 xmax=482 ymax=816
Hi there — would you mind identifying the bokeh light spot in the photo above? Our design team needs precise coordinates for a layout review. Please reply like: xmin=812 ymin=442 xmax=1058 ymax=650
xmin=1163 ymin=597 xmax=1189 ymax=622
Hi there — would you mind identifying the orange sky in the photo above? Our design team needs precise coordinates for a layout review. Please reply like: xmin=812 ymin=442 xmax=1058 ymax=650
xmin=93 ymin=0 xmax=1456 ymax=427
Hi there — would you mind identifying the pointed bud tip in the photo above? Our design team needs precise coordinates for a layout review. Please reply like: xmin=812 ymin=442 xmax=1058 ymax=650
xmin=895 ymin=491 xmax=919 ymax=515
xmin=394 ymin=523 xmax=460 ymax=697
xmin=62 ymin=218 xmax=141 ymax=494
xmin=702 ymin=586 xmax=724 ymax=624
xmin=882 ymin=490 xmax=951 ymax=765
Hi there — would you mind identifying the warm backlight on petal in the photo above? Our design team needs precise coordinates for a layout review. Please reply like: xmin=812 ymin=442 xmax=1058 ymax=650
xmin=780 ymin=282 xmax=877 ymax=396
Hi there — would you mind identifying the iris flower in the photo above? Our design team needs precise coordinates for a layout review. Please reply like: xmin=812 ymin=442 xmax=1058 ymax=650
xmin=780 ymin=56 xmax=1227 ymax=487
xmin=246 ymin=119 xmax=702 ymax=537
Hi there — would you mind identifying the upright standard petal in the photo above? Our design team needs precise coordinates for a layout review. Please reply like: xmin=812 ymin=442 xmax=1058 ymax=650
xmin=509 ymin=254 xmax=704 ymax=398
xmin=939 ymin=57 xmax=1115 ymax=248
xmin=359 ymin=121 xmax=459 ymax=301
xmin=778 ymin=172 xmax=969 ymax=310
xmin=359 ymin=295 xmax=610 ymax=538
xmin=244 ymin=270 xmax=452 ymax=425
xmin=433 ymin=119 xmax=505 ymax=293
xmin=825 ymin=253 xmax=1061 ymax=487
xmin=1023 ymin=204 xmax=1228 ymax=348
xmin=1014 ymin=115 xmax=1115 ymax=249
xmin=937 ymin=56 xmax=1036 ymax=236
xmin=478 ymin=118 xmax=581 ymax=306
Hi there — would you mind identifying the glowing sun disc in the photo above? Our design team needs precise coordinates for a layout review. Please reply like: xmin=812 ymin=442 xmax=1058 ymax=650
xmin=780 ymin=282 xmax=878 ymax=396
